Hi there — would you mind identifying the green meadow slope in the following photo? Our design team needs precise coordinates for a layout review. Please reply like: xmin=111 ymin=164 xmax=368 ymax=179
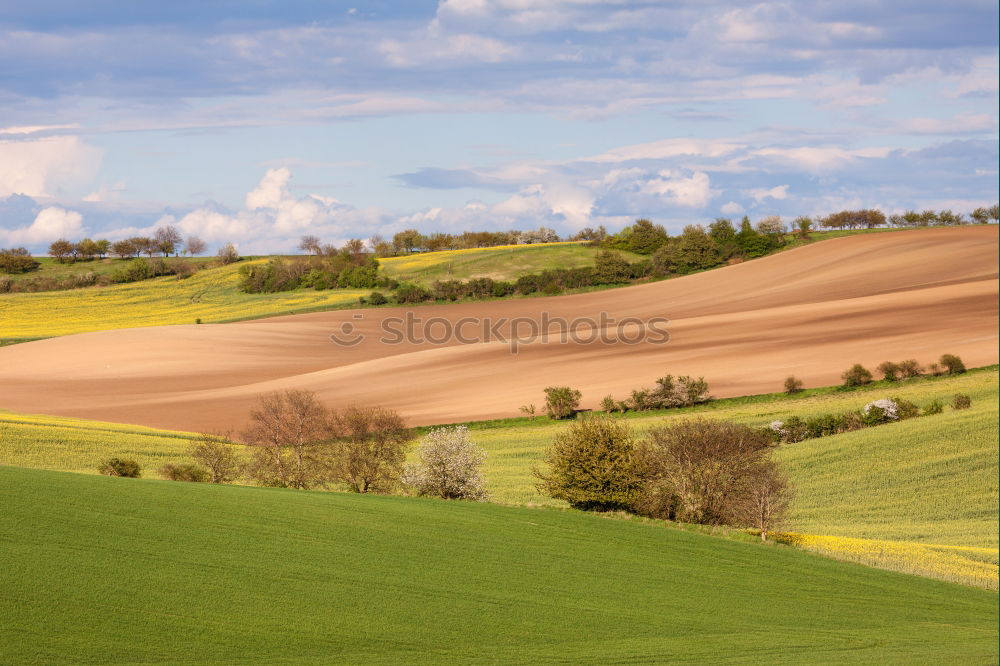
xmin=1 ymin=466 xmax=996 ymax=665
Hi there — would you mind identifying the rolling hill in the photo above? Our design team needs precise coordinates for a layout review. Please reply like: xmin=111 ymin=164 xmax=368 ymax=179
xmin=0 ymin=226 xmax=995 ymax=433
xmin=1 ymin=465 xmax=995 ymax=664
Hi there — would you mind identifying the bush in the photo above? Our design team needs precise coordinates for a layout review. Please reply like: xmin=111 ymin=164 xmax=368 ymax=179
xmin=393 ymin=283 xmax=431 ymax=304
xmin=939 ymin=354 xmax=966 ymax=375
xmin=0 ymin=253 xmax=40 ymax=274
xmin=367 ymin=291 xmax=388 ymax=305
xmin=952 ymin=394 xmax=972 ymax=410
xmin=783 ymin=375 xmax=803 ymax=394
xmin=923 ymin=399 xmax=944 ymax=415
xmin=877 ymin=361 xmax=900 ymax=382
xmin=891 ymin=397 xmax=920 ymax=420
xmin=402 ymin=426 xmax=489 ymax=501
xmin=158 ymin=463 xmax=210 ymax=482
xmin=535 ymin=414 xmax=644 ymax=511
xmin=543 ymin=386 xmax=582 ymax=419
xmin=217 ymin=242 xmax=240 ymax=265
xmin=841 ymin=363 xmax=873 ymax=387
xmin=190 ymin=434 xmax=243 ymax=483
xmin=635 ymin=419 xmax=786 ymax=533
xmin=600 ymin=395 xmax=619 ymax=412
xmin=897 ymin=359 xmax=923 ymax=379
xmin=862 ymin=398 xmax=899 ymax=424
xmin=98 ymin=458 xmax=142 ymax=478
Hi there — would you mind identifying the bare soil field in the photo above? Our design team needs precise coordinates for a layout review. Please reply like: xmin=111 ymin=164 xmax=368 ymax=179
xmin=1 ymin=226 xmax=996 ymax=433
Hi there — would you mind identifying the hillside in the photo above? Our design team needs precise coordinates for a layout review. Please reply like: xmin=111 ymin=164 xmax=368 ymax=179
xmin=0 ymin=226 xmax=995 ymax=433
xmin=0 ymin=241 xmax=627 ymax=341
xmin=1 ymin=466 xmax=995 ymax=664
xmin=3 ymin=368 xmax=996 ymax=588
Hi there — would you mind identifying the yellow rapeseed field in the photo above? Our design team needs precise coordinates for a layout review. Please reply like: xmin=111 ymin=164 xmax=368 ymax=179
xmin=775 ymin=532 xmax=998 ymax=590
xmin=0 ymin=261 xmax=366 ymax=339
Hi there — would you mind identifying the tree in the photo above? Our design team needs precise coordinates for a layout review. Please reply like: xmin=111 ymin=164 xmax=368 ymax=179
xmin=327 ymin=406 xmax=413 ymax=493
xmin=612 ymin=218 xmax=669 ymax=254
xmin=132 ymin=236 xmax=158 ymax=257
xmin=95 ymin=239 xmax=111 ymax=258
xmin=299 ymin=235 xmax=322 ymax=255
xmin=185 ymin=236 xmax=207 ymax=256
xmin=48 ymin=238 xmax=74 ymax=263
xmin=634 ymin=419 xmax=781 ymax=527
xmin=535 ymin=414 xmax=644 ymax=511
xmin=543 ymin=386 xmax=582 ymax=419
xmin=738 ymin=461 xmax=792 ymax=541
xmin=190 ymin=433 xmax=243 ymax=483
xmin=736 ymin=217 xmax=770 ymax=257
xmin=793 ymin=217 xmax=813 ymax=239
xmin=111 ymin=239 xmax=137 ymax=259
xmin=392 ymin=229 xmax=425 ymax=254
xmin=672 ymin=225 xmax=721 ymax=273
xmin=242 ymin=390 xmax=333 ymax=489
xmin=897 ymin=359 xmax=923 ymax=378
xmin=877 ymin=361 xmax=900 ymax=381
xmin=755 ymin=215 xmax=786 ymax=236
xmin=403 ymin=426 xmax=489 ymax=500
xmin=936 ymin=210 xmax=965 ymax=226
xmin=217 ymin=242 xmax=240 ymax=264
xmin=783 ymin=376 xmax=803 ymax=394
xmin=939 ymin=354 xmax=966 ymax=375
xmin=76 ymin=238 xmax=100 ymax=261
xmin=593 ymin=250 xmax=632 ymax=284
xmin=154 ymin=225 xmax=183 ymax=256
xmin=842 ymin=363 xmax=873 ymax=387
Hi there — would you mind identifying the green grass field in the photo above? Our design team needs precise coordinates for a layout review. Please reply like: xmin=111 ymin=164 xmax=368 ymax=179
xmin=3 ymin=255 xmax=219 ymax=286
xmin=2 ymin=368 xmax=995 ymax=588
xmin=1 ymin=465 xmax=995 ymax=664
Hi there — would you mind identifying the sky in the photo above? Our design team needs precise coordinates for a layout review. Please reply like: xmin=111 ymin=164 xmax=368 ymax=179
xmin=0 ymin=0 xmax=997 ymax=253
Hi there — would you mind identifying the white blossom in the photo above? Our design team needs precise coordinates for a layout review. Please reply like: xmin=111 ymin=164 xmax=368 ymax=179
xmin=863 ymin=398 xmax=899 ymax=421
xmin=402 ymin=426 xmax=489 ymax=501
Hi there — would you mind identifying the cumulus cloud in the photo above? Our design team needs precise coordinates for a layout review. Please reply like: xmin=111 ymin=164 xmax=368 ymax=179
xmin=0 ymin=206 xmax=84 ymax=245
xmin=0 ymin=136 xmax=102 ymax=198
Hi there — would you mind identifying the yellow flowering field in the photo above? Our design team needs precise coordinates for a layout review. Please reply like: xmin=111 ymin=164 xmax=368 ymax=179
xmin=775 ymin=533 xmax=998 ymax=590
xmin=0 ymin=261 xmax=366 ymax=339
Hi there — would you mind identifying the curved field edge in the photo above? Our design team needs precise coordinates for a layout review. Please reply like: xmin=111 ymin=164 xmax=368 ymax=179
xmin=1 ymin=368 xmax=995 ymax=589
xmin=1 ymin=226 xmax=980 ymax=341
xmin=1 ymin=465 xmax=996 ymax=665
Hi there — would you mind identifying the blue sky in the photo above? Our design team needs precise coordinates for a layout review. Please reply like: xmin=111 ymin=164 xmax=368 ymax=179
xmin=1 ymin=0 xmax=997 ymax=252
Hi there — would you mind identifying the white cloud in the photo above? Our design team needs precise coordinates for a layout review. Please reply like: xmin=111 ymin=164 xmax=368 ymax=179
xmin=746 ymin=184 xmax=789 ymax=202
xmin=641 ymin=170 xmax=712 ymax=207
xmin=0 ymin=206 xmax=84 ymax=245
xmin=721 ymin=201 xmax=745 ymax=215
xmin=246 ymin=167 xmax=291 ymax=210
xmin=0 ymin=136 xmax=102 ymax=198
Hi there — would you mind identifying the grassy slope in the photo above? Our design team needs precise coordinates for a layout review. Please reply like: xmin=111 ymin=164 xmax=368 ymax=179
xmin=1 ymin=465 xmax=996 ymax=665
xmin=0 ymin=242 xmax=626 ymax=340
xmin=4 ymin=255 xmax=218 ymax=285
xmin=3 ymin=369 xmax=995 ymax=587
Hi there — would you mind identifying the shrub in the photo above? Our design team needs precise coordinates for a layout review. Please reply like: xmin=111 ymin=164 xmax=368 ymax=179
xmin=158 ymin=463 xmax=210 ymax=482
xmin=600 ymin=395 xmax=619 ymax=412
xmin=393 ymin=283 xmax=431 ymax=304
xmin=402 ymin=426 xmax=488 ymax=501
xmin=863 ymin=398 xmax=899 ymax=424
xmin=327 ymin=405 xmax=413 ymax=494
xmin=535 ymin=414 xmax=644 ymax=511
xmin=841 ymin=363 xmax=873 ymax=387
xmin=952 ymin=394 xmax=972 ymax=410
xmin=519 ymin=404 xmax=537 ymax=417
xmin=190 ymin=434 xmax=243 ymax=483
xmin=923 ymin=399 xmax=944 ymax=415
xmin=939 ymin=354 xmax=966 ymax=375
xmin=217 ymin=242 xmax=240 ymax=265
xmin=877 ymin=361 xmax=900 ymax=382
xmin=927 ymin=363 xmax=943 ymax=376
xmin=543 ymin=386 xmax=582 ymax=419
xmin=897 ymin=359 xmax=923 ymax=378
xmin=783 ymin=376 xmax=803 ymax=394
xmin=367 ymin=291 xmax=388 ymax=305
xmin=891 ymin=397 xmax=920 ymax=420
xmin=98 ymin=458 xmax=142 ymax=478
xmin=0 ymin=253 xmax=40 ymax=274
xmin=635 ymin=419 xmax=783 ymax=529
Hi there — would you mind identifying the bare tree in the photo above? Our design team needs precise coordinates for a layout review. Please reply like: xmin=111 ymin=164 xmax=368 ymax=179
xmin=190 ymin=433 xmax=244 ymax=484
xmin=185 ymin=236 xmax=207 ymax=257
xmin=298 ymin=235 xmax=322 ymax=255
xmin=327 ymin=406 xmax=412 ymax=493
xmin=242 ymin=390 xmax=333 ymax=489
xmin=739 ymin=461 xmax=792 ymax=541
xmin=154 ymin=225 xmax=183 ymax=256
xmin=217 ymin=242 xmax=240 ymax=265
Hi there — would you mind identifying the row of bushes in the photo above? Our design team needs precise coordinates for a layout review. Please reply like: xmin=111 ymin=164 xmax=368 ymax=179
xmin=238 ymin=251 xmax=380 ymax=293
xmin=769 ymin=393 xmax=969 ymax=444
xmin=0 ymin=248 xmax=40 ymax=274
xmin=100 ymin=393 xmax=491 ymax=502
